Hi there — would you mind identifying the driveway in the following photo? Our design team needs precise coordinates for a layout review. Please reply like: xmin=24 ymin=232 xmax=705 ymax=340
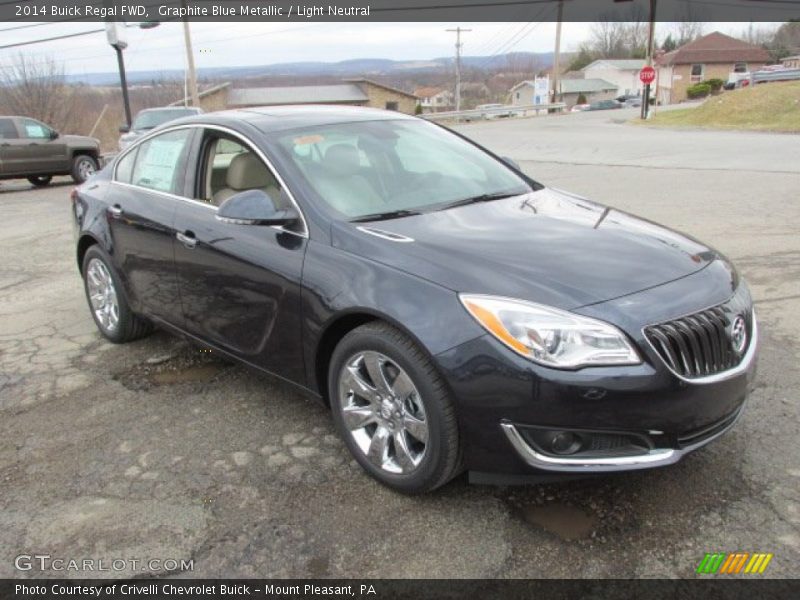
xmin=1 ymin=112 xmax=798 ymax=578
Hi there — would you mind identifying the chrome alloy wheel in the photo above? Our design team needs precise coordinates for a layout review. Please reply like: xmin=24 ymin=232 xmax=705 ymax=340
xmin=338 ymin=351 xmax=429 ymax=474
xmin=77 ymin=158 xmax=96 ymax=181
xmin=86 ymin=258 xmax=119 ymax=332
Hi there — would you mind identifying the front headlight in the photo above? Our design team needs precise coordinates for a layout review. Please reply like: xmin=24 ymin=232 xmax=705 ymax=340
xmin=459 ymin=294 xmax=641 ymax=368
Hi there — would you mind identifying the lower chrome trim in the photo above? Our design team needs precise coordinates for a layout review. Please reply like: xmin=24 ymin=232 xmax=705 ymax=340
xmin=501 ymin=403 xmax=745 ymax=473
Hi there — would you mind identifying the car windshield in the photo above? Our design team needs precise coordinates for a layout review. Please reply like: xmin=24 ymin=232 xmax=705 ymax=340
xmin=272 ymin=119 xmax=534 ymax=219
xmin=132 ymin=109 xmax=197 ymax=131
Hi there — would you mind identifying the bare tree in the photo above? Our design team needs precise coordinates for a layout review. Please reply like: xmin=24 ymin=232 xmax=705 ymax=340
xmin=675 ymin=22 xmax=704 ymax=46
xmin=0 ymin=53 xmax=77 ymax=129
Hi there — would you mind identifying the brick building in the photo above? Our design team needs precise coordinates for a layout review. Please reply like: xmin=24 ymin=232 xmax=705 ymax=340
xmin=656 ymin=32 xmax=770 ymax=104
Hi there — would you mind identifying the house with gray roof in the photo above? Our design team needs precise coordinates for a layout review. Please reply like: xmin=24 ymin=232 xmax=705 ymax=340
xmin=171 ymin=79 xmax=418 ymax=115
xmin=582 ymin=59 xmax=646 ymax=97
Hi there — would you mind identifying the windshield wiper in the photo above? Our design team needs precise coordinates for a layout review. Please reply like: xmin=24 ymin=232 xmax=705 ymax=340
xmin=435 ymin=191 xmax=522 ymax=212
xmin=351 ymin=209 xmax=422 ymax=223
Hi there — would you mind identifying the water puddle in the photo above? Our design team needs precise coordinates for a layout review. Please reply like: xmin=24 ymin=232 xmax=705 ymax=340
xmin=115 ymin=345 xmax=231 ymax=390
xmin=519 ymin=504 xmax=597 ymax=541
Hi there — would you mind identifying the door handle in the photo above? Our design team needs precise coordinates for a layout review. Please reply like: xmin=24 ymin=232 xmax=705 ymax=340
xmin=108 ymin=204 xmax=123 ymax=218
xmin=176 ymin=231 xmax=197 ymax=249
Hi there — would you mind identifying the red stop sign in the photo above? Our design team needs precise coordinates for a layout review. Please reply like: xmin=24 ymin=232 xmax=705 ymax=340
xmin=640 ymin=66 xmax=656 ymax=85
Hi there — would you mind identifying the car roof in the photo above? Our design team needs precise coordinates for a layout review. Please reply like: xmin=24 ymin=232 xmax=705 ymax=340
xmin=170 ymin=104 xmax=417 ymax=134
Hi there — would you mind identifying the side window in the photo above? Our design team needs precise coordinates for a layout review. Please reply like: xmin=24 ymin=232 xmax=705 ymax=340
xmin=385 ymin=101 xmax=399 ymax=111
xmin=131 ymin=129 xmax=193 ymax=195
xmin=115 ymin=148 xmax=138 ymax=184
xmin=690 ymin=64 xmax=704 ymax=82
xmin=200 ymin=134 xmax=283 ymax=208
xmin=734 ymin=62 xmax=747 ymax=73
xmin=19 ymin=118 xmax=50 ymax=139
xmin=0 ymin=118 xmax=19 ymax=139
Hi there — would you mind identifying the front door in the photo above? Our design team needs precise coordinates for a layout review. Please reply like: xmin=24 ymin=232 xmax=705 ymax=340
xmin=17 ymin=118 xmax=68 ymax=174
xmin=106 ymin=128 xmax=196 ymax=325
xmin=172 ymin=130 xmax=307 ymax=383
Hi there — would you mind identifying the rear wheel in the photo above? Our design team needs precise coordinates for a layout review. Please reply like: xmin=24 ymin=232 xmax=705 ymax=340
xmin=27 ymin=175 xmax=52 ymax=187
xmin=81 ymin=245 xmax=152 ymax=343
xmin=329 ymin=322 xmax=461 ymax=494
xmin=71 ymin=155 xmax=98 ymax=184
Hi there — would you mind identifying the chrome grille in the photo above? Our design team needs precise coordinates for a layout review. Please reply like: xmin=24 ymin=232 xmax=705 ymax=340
xmin=645 ymin=306 xmax=749 ymax=379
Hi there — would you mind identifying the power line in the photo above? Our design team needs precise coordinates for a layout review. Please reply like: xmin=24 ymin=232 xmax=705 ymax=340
xmin=0 ymin=28 xmax=105 ymax=50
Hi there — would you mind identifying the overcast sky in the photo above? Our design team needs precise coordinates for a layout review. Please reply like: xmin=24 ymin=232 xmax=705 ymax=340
xmin=0 ymin=21 xmax=775 ymax=77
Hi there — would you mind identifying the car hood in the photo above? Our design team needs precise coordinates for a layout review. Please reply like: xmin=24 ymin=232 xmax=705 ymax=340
xmin=331 ymin=187 xmax=726 ymax=310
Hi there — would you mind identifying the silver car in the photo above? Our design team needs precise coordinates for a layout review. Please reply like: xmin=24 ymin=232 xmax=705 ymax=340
xmin=118 ymin=107 xmax=203 ymax=151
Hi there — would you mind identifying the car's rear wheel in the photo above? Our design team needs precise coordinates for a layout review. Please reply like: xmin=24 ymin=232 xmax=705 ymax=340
xmin=329 ymin=322 xmax=461 ymax=493
xmin=27 ymin=175 xmax=52 ymax=187
xmin=71 ymin=155 xmax=98 ymax=184
xmin=82 ymin=246 xmax=152 ymax=343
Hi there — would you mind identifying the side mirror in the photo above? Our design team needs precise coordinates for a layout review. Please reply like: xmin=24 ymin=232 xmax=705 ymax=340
xmin=49 ymin=130 xmax=59 ymax=140
xmin=501 ymin=156 xmax=521 ymax=171
xmin=119 ymin=124 xmax=130 ymax=133
xmin=216 ymin=189 xmax=299 ymax=226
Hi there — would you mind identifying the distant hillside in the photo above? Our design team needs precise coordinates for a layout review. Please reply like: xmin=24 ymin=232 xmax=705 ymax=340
xmin=65 ymin=52 xmax=555 ymax=86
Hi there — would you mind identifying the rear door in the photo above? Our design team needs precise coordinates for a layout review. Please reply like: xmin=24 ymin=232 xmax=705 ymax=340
xmin=172 ymin=127 xmax=308 ymax=383
xmin=107 ymin=127 xmax=197 ymax=326
xmin=0 ymin=118 xmax=28 ymax=176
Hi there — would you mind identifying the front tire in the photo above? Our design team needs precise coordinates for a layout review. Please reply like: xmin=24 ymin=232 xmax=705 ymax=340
xmin=81 ymin=245 xmax=152 ymax=343
xmin=71 ymin=154 xmax=98 ymax=184
xmin=328 ymin=322 xmax=461 ymax=494
xmin=27 ymin=175 xmax=52 ymax=187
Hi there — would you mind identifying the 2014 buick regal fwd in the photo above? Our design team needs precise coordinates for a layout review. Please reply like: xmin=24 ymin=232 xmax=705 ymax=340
xmin=71 ymin=106 xmax=757 ymax=493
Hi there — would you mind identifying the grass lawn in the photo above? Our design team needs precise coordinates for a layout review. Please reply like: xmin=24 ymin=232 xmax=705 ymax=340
xmin=640 ymin=81 xmax=800 ymax=133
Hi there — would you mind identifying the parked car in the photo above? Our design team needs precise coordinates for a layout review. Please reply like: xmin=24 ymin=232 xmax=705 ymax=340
xmin=118 ymin=106 xmax=203 ymax=151
xmin=570 ymin=104 xmax=590 ymax=112
xmin=0 ymin=116 xmax=100 ymax=186
xmin=72 ymin=106 xmax=757 ymax=493
xmin=587 ymin=99 xmax=623 ymax=111
xmin=623 ymin=97 xmax=643 ymax=108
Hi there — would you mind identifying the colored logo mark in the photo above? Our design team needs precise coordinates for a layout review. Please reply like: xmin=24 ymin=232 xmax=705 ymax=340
xmin=696 ymin=552 xmax=773 ymax=574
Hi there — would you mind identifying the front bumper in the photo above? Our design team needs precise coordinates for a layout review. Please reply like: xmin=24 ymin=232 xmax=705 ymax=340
xmin=435 ymin=311 xmax=758 ymax=478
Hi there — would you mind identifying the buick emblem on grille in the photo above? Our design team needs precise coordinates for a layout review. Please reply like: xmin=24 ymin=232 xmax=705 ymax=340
xmin=730 ymin=315 xmax=747 ymax=355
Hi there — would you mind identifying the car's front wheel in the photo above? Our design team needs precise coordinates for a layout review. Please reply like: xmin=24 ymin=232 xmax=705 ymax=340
xmin=27 ymin=175 xmax=52 ymax=187
xmin=329 ymin=322 xmax=461 ymax=493
xmin=81 ymin=245 xmax=152 ymax=343
xmin=71 ymin=155 xmax=98 ymax=184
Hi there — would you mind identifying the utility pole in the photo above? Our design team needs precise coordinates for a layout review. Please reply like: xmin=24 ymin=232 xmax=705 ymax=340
xmin=446 ymin=27 xmax=471 ymax=115
xmin=551 ymin=0 xmax=564 ymax=108
xmin=641 ymin=0 xmax=657 ymax=119
xmin=182 ymin=0 xmax=200 ymax=107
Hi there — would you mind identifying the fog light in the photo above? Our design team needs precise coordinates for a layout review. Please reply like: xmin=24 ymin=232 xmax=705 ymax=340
xmin=550 ymin=431 xmax=583 ymax=455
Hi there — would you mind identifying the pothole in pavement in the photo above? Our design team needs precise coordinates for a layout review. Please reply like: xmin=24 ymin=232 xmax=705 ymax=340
xmin=518 ymin=504 xmax=597 ymax=541
xmin=114 ymin=345 xmax=233 ymax=391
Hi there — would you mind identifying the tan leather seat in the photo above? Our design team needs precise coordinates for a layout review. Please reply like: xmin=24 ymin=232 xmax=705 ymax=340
xmin=212 ymin=152 xmax=280 ymax=206
xmin=313 ymin=144 xmax=384 ymax=216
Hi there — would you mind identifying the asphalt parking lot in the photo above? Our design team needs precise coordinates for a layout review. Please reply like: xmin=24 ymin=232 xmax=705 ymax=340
xmin=1 ymin=108 xmax=798 ymax=579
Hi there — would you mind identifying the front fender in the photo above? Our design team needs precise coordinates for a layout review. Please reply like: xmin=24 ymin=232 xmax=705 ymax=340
xmin=301 ymin=240 xmax=484 ymax=394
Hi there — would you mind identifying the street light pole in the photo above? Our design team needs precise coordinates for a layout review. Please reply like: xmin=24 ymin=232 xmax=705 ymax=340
xmin=105 ymin=20 xmax=161 ymax=130
xmin=105 ymin=21 xmax=132 ymax=128
xmin=114 ymin=44 xmax=132 ymax=127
